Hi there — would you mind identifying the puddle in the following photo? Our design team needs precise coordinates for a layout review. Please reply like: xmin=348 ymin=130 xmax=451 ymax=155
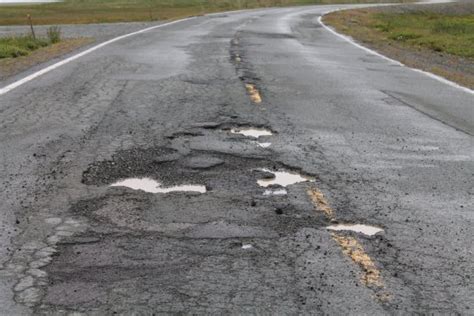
xmin=257 ymin=142 xmax=271 ymax=148
xmin=263 ymin=189 xmax=287 ymax=196
xmin=111 ymin=178 xmax=206 ymax=194
xmin=231 ymin=127 xmax=272 ymax=139
xmin=257 ymin=169 xmax=314 ymax=187
xmin=326 ymin=224 xmax=383 ymax=236
xmin=242 ymin=244 xmax=253 ymax=249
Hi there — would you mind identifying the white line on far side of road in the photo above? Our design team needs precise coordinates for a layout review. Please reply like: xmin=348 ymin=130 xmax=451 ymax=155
xmin=317 ymin=14 xmax=474 ymax=96
xmin=0 ymin=17 xmax=194 ymax=96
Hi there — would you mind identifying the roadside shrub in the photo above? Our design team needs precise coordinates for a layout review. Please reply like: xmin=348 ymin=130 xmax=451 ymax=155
xmin=22 ymin=35 xmax=49 ymax=50
xmin=47 ymin=26 xmax=61 ymax=44
xmin=0 ymin=35 xmax=50 ymax=59
xmin=0 ymin=45 xmax=29 ymax=58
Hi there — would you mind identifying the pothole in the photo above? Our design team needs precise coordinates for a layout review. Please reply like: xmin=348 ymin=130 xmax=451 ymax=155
xmin=230 ymin=127 xmax=272 ymax=138
xmin=111 ymin=178 xmax=206 ymax=194
xmin=80 ymin=148 xmax=324 ymax=236
xmin=326 ymin=224 xmax=383 ymax=236
xmin=263 ymin=189 xmax=287 ymax=196
xmin=82 ymin=147 xmax=280 ymax=190
xmin=256 ymin=142 xmax=271 ymax=148
xmin=257 ymin=169 xmax=315 ymax=187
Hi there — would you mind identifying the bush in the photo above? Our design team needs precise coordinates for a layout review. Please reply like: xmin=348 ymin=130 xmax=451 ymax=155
xmin=0 ymin=35 xmax=50 ymax=59
xmin=23 ymin=36 xmax=49 ymax=50
xmin=0 ymin=45 xmax=29 ymax=58
xmin=47 ymin=26 xmax=61 ymax=44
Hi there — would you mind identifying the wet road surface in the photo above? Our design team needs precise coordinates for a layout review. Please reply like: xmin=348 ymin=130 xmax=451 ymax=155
xmin=0 ymin=3 xmax=473 ymax=315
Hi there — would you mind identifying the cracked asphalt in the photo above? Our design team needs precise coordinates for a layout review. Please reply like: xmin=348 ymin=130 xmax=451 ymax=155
xmin=0 ymin=2 xmax=473 ymax=315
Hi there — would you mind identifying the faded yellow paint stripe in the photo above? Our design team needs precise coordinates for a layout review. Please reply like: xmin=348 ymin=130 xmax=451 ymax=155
xmin=307 ymin=186 xmax=390 ymax=301
xmin=307 ymin=188 xmax=334 ymax=220
xmin=245 ymin=83 xmax=262 ymax=103
xmin=332 ymin=233 xmax=384 ymax=288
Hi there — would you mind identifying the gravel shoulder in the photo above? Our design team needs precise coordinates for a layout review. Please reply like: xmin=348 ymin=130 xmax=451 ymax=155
xmin=323 ymin=1 xmax=474 ymax=89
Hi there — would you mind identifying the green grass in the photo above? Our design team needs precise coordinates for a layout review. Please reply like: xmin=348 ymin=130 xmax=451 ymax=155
xmin=323 ymin=4 xmax=474 ymax=88
xmin=372 ymin=12 xmax=474 ymax=58
xmin=0 ymin=35 xmax=49 ymax=58
xmin=0 ymin=0 xmax=410 ymax=25
xmin=0 ymin=25 xmax=62 ymax=58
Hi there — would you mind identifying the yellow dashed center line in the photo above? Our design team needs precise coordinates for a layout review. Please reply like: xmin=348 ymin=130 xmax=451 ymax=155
xmin=245 ymin=83 xmax=262 ymax=104
xmin=307 ymin=185 xmax=390 ymax=301
xmin=331 ymin=233 xmax=383 ymax=287
xmin=307 ymin=188 xmax=334 ymax=220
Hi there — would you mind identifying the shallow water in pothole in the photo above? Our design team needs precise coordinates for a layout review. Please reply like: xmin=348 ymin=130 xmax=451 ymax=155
xmin=257 ymin=142 xmax=271 ymax=148
xmin=263 ymin=189 xmax=287 ymax=196
xmin=111 ymin=178 xmax=206 ymax=194
xmin=231 ymin=127 xmax=272 ymax=138
xmin=326 ymin=224 xmax=383 ymax=236
xmin=257 ymin=169 xmax=314 ymax=187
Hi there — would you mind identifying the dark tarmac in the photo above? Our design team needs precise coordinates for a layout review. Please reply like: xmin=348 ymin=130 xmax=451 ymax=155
xmin=0 ymin=3 xmax=473 ymax=315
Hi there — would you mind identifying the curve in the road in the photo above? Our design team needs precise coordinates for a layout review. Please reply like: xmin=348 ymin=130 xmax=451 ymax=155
xmin=0 ymin=17 xmax=194 ymax=96
xmin=318 ymin=11 xmax=473 ymax=95
xmin=0 ymin=0 xmax=472 ymax=96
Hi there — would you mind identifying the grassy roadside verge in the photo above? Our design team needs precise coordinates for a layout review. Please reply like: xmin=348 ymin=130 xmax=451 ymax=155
xmin=323 ymin=3 xmax=474 ymax=89
xmin=0 ymin=35 xmax=51 ymax=58
xmin=0 ymin=0 xmax=412 ymax=26
xmin=0 ymin=37 xmax=93 ymax=80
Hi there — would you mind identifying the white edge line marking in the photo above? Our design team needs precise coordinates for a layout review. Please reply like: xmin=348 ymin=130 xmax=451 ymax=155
xmin=0 ymin=7 xmax=266 ymax=96
xmin=0 ymin=17 xmax=194 ymax=96
xmin=318 ymin=13 xmax=474 ymax=95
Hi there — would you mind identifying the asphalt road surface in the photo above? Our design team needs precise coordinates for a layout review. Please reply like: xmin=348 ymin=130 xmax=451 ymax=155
xmin=0 ymin=3 xmax=473 ymax=315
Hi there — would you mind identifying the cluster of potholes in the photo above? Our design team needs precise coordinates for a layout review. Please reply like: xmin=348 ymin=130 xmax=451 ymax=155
xmin=83 ymin=126 xmax=313 ymax=199
xmin=80 ymin=125 xmax=383 ymax=237
xmin=107 ymin=127 xmax=280 ymax=195
xmin=107 ymin=127 xmax=308 ymax=195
